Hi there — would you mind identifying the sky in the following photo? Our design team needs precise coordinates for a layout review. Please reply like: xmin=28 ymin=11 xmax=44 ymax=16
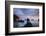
xmin=13 ymin=8 xmax=39 ymax=16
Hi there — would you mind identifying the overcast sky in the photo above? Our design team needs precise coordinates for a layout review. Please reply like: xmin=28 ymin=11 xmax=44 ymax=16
xmin=13 ymin=8 xmax=39 ymax=16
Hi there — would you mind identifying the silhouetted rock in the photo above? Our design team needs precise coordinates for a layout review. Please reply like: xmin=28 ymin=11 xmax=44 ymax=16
xmin=24 ymin=18 xmax=32 ymax=27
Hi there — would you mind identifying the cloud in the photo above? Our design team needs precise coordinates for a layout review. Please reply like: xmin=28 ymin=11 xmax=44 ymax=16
xmin=14 ymin=8 xmax=39 ymax=16
xmin=13 ymin=8 xmax=24 ymax=16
